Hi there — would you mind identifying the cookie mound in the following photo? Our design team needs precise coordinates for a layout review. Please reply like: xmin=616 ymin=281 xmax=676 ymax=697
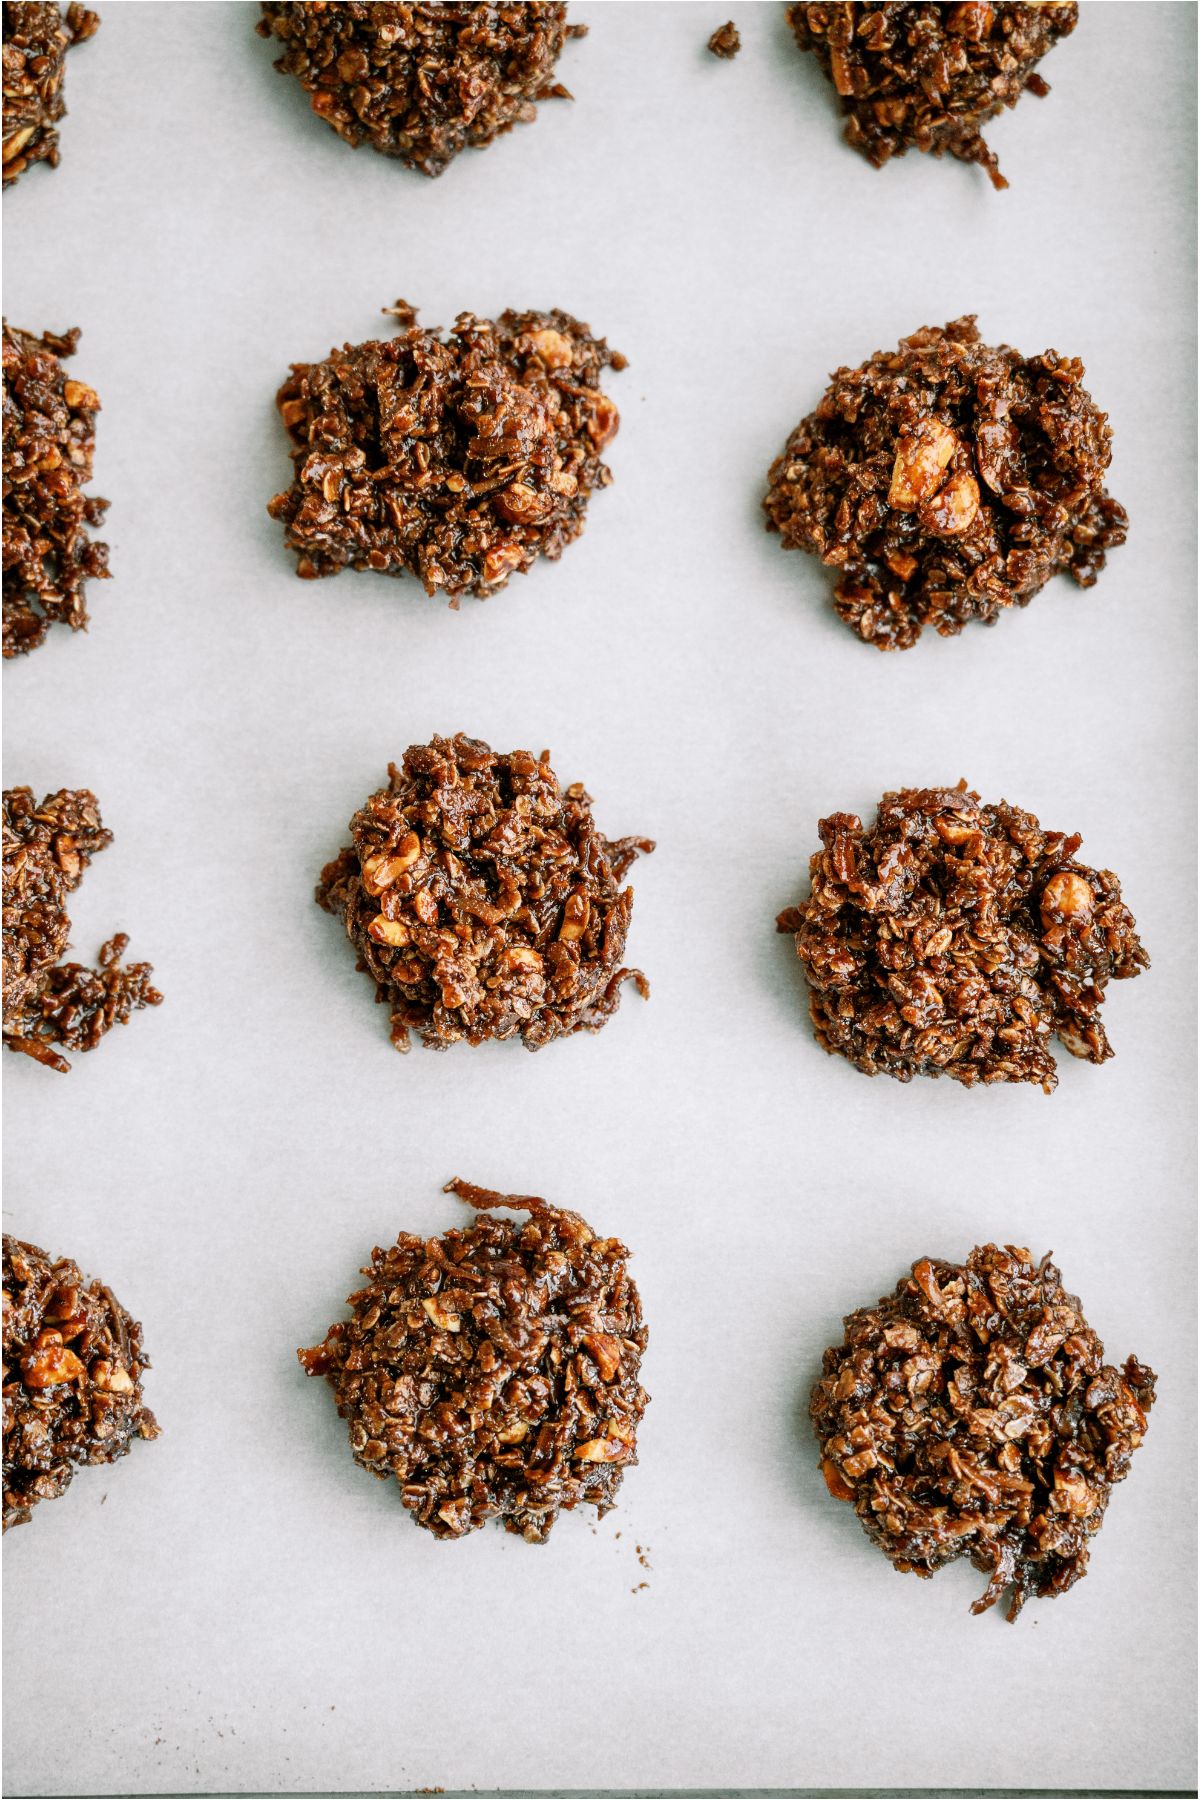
xmin=3 ymin=787 xmax=161 ymax=1071
xmin=811 ymin=1244 xmax=1155 ymax=1619
xmin=3 ymin=322 xmax=110 ymax=656
xmin=788 ymin=2 xmax=1077 ymax=190
xmin=3 ymin=1234 xmax=159 ymax=1531
xmin=268 ymin=301 xmax=623 ymax=601
xmin=776 ymin=782 xmax=1147 ymax=1093
xmin=763 ymin=317 xmax=1126 ymax=650
xmin=318 ymin=734 xmax=653 ymax=1052
xmin=3 ymin=2 xmax=99 ymax=188
xmin=300 ymin=1179 xmax=649 ymax=1541
xmin=256 ymin=2 xmax=582 ymax=175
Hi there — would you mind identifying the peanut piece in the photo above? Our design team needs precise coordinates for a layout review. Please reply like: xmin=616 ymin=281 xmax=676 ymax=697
xmin=921 ymin=469 xmax=980 ymax=536
xmin=558 ymin=892 xmax=590 ymax=942
xmin=422 ymin=1296 xmax=461 ymax=1332
xmin=367 ymin=916 xmax=411 ymax=947
xmin=22 ymin=1331 xmax=85 ymax=1387
xmin=62 ymin=380 xmax=100 ymax=412
xmin=362 ymin=834 xmax=421 ymax=893
xmin=526 ymin=328 xmax=573 ymax=369
xmin=1041 ymin=871 xmax=1094 ymax=923
xmin=888 ymin=419 xmax=960 ymax=510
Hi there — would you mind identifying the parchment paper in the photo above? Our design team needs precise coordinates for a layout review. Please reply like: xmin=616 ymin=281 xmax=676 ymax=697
xmin=3 ymin=3 xmax=1195 ymax=1793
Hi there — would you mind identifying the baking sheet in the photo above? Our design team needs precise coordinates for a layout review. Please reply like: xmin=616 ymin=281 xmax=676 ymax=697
xmin=3 ymin=2 xmax=1196 ymax=1793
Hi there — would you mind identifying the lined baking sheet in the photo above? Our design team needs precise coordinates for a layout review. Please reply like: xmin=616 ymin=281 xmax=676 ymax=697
xmin=3 ymin=3 xmax=1196 ymax=1793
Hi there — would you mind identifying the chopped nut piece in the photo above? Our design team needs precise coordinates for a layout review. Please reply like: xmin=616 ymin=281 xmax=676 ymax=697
xmin=366 ymin=916 xmax=410 ymax=948
xmin=947 ymin=3 xmax=995 ymax=39
xmin=776 ymin=782 xmax=1147 ymax=1092
xmin=90 ymin=1358 xmax=135 ymax=1394
xmin=21 ymin=1331 xmax=85 ymax=1387
xmin=526 ymin=327 xmax=574 ymax=368
xmin=502 ymin=945 xmax=543 ymax=972
xmin=299 ymin=1180 xmax=649 ymax=1541
xmin=3 ymin=1234 xmax=159 ymax=1530
xmin=361 ymin=834 xmax=421 ymax=893
xmin=574 ymin=1430 xmax=632 ymax=1463
xmin=494 ymin=481 xmax=554 ymax=525
xmin=887 ymin=418 xmax=960 ymax=510
xmin=586 ymin=391 xmax=620 ymax=449
xmin=317 ymin=735 xmax=653 ymax=1053
xmin=1041 ymin=870 xmax=1095 ymax=922
xmin=764 ymin=318 xmax=1126 ymax=650
xmin=3 ymin=787 xmax=161 ymax=1072
xmin=812 ymin=1245 xmax=1156 ymax=1619
xmin=256 ymin=3 xmax=584 ymax=176
xmin=421 ymin=1296 xmax=462 ymax=1333
xmin=582 ymin=1331 xmax=623 ymax=1381
xmin=920 ymin=467 xmax=980 ymax=536
xmin=788 ymin=1 xmax=1076 ymax=190
xmin=557 ymin=891 xmax=590 ymax=942
xmin=822 ymin=1457 xmax=856 ymax=1501
xmin=60 ymin=378 xmax=98 ymax=410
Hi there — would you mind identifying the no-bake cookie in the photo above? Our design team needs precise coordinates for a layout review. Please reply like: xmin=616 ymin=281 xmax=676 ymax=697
xmin=776 ymin=782 xmax=1147 ymax=1093
xmin=3 ymin=787 xmax=161 ymax=1071
xmin=789 ymin=2 xmax=1077 ymax=190
xmin=318 ymin=734 xmax=652 ymax=1053
xmin=2 ymin=2 xmax=99 ymax=188
xmin=256 ymin=2 xmax=582 ymax=175
xmin=811 ymin=1244 xmax=1155 ymax=1618
xmin=3 ymin=1233 xmax=159 ymax=1530
xmin=269 ymin=301 xmax=623 ymax=602
xmin=3 ymin=322 xmax=110 ymax=656
xmin=764 ymin=317 xmax=1126 ymax=650
xmin=300 ymin=1179 xmax=649 ymax=1540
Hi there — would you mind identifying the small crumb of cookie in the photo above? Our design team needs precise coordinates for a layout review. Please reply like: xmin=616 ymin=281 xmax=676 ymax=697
xmin=707 ymin=19 xmax=740 ymax=58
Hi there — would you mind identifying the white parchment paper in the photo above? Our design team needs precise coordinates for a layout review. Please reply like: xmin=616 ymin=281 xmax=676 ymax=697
xmin=3 ymin=2 xmax=1196 ymax=1793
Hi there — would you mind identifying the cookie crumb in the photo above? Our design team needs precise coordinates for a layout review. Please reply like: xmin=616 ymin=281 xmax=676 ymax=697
xmin=707 ymin=20 xmax=740 ymax=58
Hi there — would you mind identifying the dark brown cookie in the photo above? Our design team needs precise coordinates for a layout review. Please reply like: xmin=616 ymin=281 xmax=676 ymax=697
xmin=2 ymin=2 xmax=99 ymax=188
xmin=3 ymin=787 xmax=161 ymax=1071
xmin=3 ymin=1234 xmax=159 ymax=1531
xmin=268 ymin=302 xmax=623 ymax=603
xmin=812 ymin=1244 xmax=1155 ymax=1619
xmin=318 ymin=735 xmax=653 ymax=1053
xmin=300 ymin=1180 xmax=649 ymax=1541
xmin=764 ymin=317 xmax=1126 ymax=650
xmin=776 ymin=782 xmax=1147 ymax=1092
xmin=789 ymin=2 xmax=1076 ymax=190
xmin=3 ymin=322 xmax=111 ymax=656
xmin=256 ymin=2 xmax=583 ymax=175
